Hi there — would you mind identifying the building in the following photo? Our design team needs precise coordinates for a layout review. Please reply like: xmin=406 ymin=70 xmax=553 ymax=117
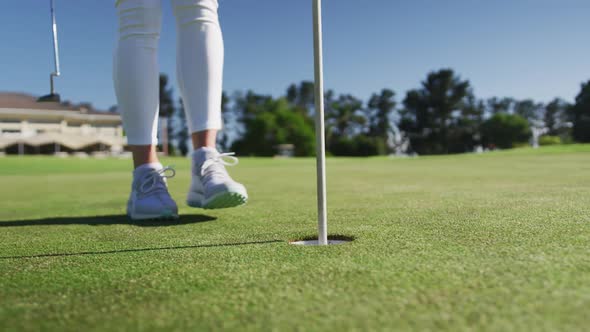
xmin=0 ymin=92 xmax=125 ymax=155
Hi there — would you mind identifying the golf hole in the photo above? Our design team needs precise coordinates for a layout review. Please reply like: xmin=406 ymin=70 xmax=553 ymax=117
xmin=289 ymin=235 xmax=354 ymax=246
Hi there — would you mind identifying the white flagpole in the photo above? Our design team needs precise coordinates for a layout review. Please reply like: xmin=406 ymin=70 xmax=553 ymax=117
xmin=50 ymin=0 xmax=61 ymax=95
xmin=312 ymin=0 xmax=328 ymax=245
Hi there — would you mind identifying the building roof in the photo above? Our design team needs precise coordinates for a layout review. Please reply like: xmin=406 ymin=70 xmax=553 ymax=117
xmin=0 ymin=92 xmax=110 ymax=114
xmin=0 ymin=92 xmax=121 ymax=125
xmin=0 ymin=133 xmax=125 ymax=150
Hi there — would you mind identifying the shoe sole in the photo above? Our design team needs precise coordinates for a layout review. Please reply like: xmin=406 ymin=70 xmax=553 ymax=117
xmin=188 ymin=191 xmax=247 ymax=210
xmin=205 ymin=191 xmax=247 ymax=209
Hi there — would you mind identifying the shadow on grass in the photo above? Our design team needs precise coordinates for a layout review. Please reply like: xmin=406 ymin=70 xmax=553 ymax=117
xmin=0 ymin=214 xmax=216 ymax=228
xmin=0 ymin=239 xmax=283 ymax=260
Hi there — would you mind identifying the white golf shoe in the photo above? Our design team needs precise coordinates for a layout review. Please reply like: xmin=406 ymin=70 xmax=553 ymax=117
xmin=127 ymin=163 xmax=179 ymax=220
xmin=187 ymin=147 xmax=248 ymax=209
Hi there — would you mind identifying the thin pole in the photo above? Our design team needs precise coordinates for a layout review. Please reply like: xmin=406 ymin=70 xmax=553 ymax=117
xmin=50 ymin=0 xmax=61 ymax=95
xmin=51 ymin=0 xmax=60 ymax=76
xmin=312 ymin=0 xmax=328 ymax=245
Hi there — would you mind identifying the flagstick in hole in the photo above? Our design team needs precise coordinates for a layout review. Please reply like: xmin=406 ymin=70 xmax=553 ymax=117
xmin=290 ymin=0 xmax=350 ymax=246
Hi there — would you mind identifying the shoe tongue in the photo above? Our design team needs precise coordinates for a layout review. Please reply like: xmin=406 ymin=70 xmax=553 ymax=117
xmin=133 ymin=162 xmax=165 ymax=188
xmin=193 ymin=147 xmax=219 ymax=169
xmin=134 ymin=162 xmax=163 ymax=176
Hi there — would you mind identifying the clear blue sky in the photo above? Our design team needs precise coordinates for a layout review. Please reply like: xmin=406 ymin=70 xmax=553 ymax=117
xmin=0 ymin=0 xmax=589 ymax=110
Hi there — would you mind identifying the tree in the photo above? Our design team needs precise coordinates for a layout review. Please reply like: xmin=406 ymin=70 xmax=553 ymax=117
xmin=544 ymin=98 xmax=570 ymax=136
xmin=159 ymin=74 xmax=175 ymax=118
xmin=571 ymin=80 xmax=590 ymax=142
xmin=514 ymin=99 xmax=543 ymax=122
xmin=231 ymin=90 xmax=272 ymax=148
xmin=326 ymin=93 xmax=394 ymax=156
xmin=175 ymin=98 xmax=189 ymax=155
xmin=218 ymin=92 xmax=232 ymax=151
xmin=323 ymin=89 xmax=337 ymax=148
xmin=367 ymin=89 xmax=396 ymax=151
xmin=234 ymin=90 xmax=273 ymax=120
xmin=329 ymin=135 xmax=386 ymax=156
xmin=159 ymin=74 xmax=175 ymax=154
xmin=286 ymin=81 xmax=315 ymax=114
xmin=399 ymin=69 xmax=472 ymax=154
xmin=486 ymin=97 xmax=514 ymax=116
xmin=326 ymin=94 xmax=365 ymax=139
xmin=481 ymin=113 xmax=531 ymax=149
xmin=231 ymin=97 xmax=315 ymax=156
xmin=451 ymin=94 xmax=485 ymax=152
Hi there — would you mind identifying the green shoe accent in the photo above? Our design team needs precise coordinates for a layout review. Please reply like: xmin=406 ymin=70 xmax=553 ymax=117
xmin=203 ymin=192 xmax=247 ymax=209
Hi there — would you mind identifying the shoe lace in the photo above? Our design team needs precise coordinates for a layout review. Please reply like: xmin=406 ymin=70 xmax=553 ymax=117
xmin=201 ymin=152 xmax=239 ymax=177
xmin=138 ymin=166 xmax=176 ymax=196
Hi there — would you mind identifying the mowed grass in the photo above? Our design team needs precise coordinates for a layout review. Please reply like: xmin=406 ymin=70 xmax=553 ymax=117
xmin=0 ymin=145 xmax=589 ymax=331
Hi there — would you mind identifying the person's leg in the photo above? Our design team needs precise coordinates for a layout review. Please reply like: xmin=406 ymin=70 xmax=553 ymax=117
xmin=114 ymin=0 xmax=161 ymax=167
xmin=192 ymin=129 xmax=217 ymax=149
xmin=173 ymin=0 xmax=224 ymax=148
xmin=172 ymin=0 xmax=247 ymax=209
xmin=114 ymin=0 xmax=178 ymax=219
xmin=129 ymin=145 xmax=159 ymax=168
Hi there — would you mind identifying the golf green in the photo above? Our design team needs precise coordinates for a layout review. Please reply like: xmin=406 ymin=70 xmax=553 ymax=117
xmin=1 ymin=145 xmax=589 ymax=331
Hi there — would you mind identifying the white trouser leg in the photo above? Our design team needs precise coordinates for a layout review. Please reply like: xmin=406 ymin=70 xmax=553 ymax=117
xmin=113 ymin=0 xmax=162 ymax=145
xmin=172 ymin=0 xmax=224 ymax=133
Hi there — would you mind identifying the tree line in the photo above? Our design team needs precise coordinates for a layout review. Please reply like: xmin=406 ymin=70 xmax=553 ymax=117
xmin=157 ymin=69 xmax=590 ymax=156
